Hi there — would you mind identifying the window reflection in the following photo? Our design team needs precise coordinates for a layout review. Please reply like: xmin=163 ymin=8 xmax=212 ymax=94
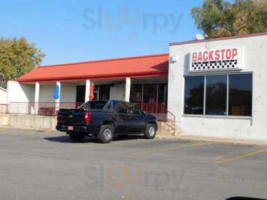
xmin=143 ymin=84 xmax=157 ymax=103
xmin=229 ymin=74 xmax=252 ymax=116
xmin=184 ymin=73 xmax=253 ymax=117
xmin=184 ymin=76 xmax=204 ymax=114
xmin=130 ymin=84 xmax=142 ymax=103
xmin=158 ymin=83 xmax=168 ymax=106
xmin=206 ymin=75 xmax=227 ymax=115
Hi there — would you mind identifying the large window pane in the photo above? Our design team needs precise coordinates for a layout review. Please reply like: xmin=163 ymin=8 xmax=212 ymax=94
xmin=99 ymin=85 xmax=110 ymax=100
xmin=130 ymin=84 xmax=142 ymax=103
xmin=206 ymin=75 xmax=227 ymax=115
xmin=229 ymin=74 xmax=252 ymax=116
xmin=158 ymin=83 xmax=168 ymax=106
xmin=184 ymin=76 xmax=204 ymax=114
xmin=143 ymin=84 xmax=157 ymax=103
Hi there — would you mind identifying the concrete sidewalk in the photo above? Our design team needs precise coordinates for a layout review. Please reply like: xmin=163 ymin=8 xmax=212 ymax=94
xmin=156 ymin=134 xmax=267 ymax=146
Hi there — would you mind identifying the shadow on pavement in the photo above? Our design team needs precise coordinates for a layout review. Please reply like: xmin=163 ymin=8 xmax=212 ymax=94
xmin=44 ymin=134 xmax=144 ymax=144
xmin=226 ymin=197 xmax=267 ymax=200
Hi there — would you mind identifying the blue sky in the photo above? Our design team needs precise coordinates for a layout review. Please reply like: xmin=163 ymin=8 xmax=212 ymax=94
xmin=0 ymin=0 xmax=205 ymax=65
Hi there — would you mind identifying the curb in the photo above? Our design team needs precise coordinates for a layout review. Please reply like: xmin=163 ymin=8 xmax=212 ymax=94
xmin=156 ymin=134 xmax=267 ymax=146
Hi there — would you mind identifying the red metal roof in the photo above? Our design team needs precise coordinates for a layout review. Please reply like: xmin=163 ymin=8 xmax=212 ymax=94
xmin=17 ymin=54 xmax=169 ymax=83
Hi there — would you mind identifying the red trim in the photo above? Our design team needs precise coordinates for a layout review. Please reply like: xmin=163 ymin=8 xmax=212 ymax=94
xmin=169 ymin=32 xmax=267 ymax=46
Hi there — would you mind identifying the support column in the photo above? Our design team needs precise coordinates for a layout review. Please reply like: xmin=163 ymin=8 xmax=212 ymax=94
xmin=34 ymin=82 xmax=40 ymax=114
xmin=34 ymin=82 xmax=40 ymax=103
xmin=85 ymin=80 xmax=91 ymax=102
xmin=125 ymin=77 xmax=131 ymax=102
xmin=55 ymin=81 xmax=61 ymax=112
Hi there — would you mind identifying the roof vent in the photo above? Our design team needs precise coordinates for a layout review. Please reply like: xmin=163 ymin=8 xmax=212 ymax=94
xmin=195 ymin=34 xmax=206 ymax=40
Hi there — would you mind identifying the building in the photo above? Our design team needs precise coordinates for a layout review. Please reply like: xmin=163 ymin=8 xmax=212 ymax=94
xmin=168 ymin=32 xmax=267 ymax=140
xmin=0 ymin=87 xmax=7 ymax=104
xmin=7 ymin=54 xmax=169 ymax=120
xmin=4 ymin=32 xmax=267 ymax=140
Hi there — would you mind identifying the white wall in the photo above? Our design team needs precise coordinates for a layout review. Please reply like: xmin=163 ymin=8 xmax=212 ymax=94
xmin=7 ymin=81 xmax=35 ymax=114
xmin=39 ymin=83 xmax=76 ymax=103
xmin=7 ymin=81 xmax=77 ymax=103
xmin=169 ymin=35 xmax=267 ymax=141
xmin=110 ymin=84 xmax=125 ymax=100
xmin=61 ymin=83 xmax=76 ymax=102
xmin=7 ymin=81 xmax=35 ymax=103
xmin=0 ymin=87 xmax=7 ymax=104
xmin=39 ymin=84 xmax=54 ymax=102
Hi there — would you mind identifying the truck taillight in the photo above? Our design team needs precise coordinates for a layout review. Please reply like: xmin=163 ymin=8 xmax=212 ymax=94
xmin=84 ymin=111 xmax=91 ymax=124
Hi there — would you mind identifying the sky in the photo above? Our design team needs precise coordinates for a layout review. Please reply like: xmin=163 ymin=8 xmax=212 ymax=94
xmin=0 ymin=0 xmax=205 ymax=66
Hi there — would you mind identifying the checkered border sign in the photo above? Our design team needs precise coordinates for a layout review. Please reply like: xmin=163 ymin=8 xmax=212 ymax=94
xmin=191 ymin=59 xmax=238 ymax=72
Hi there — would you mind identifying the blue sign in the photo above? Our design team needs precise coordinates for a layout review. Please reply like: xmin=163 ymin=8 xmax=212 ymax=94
xmin=53 ymin=85 xmax=60 ymax=100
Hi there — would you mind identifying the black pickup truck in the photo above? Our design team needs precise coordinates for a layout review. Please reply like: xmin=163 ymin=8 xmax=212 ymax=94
xmin=56 ymin=100 xmax=158 ymax=143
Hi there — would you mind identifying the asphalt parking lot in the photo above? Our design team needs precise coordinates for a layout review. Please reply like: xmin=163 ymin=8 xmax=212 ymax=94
xmin=0 ymin=128 xmax=267 ymax=200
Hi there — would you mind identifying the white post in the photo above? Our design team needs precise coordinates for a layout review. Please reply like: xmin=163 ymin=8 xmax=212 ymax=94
xmin=125 ymin=77 xmax=131 ymax=102
xmin=34 ymin=82 xmax=40 ymax=114
xmin=85 ymin=80 xmax=91 ymax=102
xmin=55 ymin=81 xmax=61 ymax=112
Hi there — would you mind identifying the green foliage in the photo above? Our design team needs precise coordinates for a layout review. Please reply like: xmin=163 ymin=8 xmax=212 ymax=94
xmin=0 ymin=37 xmax=45 ymax=88
xmin=192 ymin=0 xmax=267 ymax=38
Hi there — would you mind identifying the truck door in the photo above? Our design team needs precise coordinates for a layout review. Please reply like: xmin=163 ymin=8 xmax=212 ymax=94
xmin=113 ymin=102 xmax=128 ymax=133
xmin=126 ymin=103 xmax=146 ymax=132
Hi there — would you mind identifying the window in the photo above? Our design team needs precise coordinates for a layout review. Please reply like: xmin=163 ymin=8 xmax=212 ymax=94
xmin=158 ymin=83 xmax=168 ymax=106
xmin=229 ymin=74 xmax=252 ymax=116
xmin=184 ymin=76 xmax=204 ymax=114
xmin=78 ymin=101 xmax=108 ymax=110
xmin=127 ymin=103 xmax=141 ymax=114
xmin=184 ymin=73 xmax=252 ymax=117
xmin=99 ymin=85 xmax=110 ymax=100
xmin=114 ymin=102 xmax=127 ymax=114
xmin=206 ymin=75 xmax=227 ymax=115
xmin=143 ymin=84 xmax=157 ymax=103
xmin=130 ymin=84 xmax=142 ymax=103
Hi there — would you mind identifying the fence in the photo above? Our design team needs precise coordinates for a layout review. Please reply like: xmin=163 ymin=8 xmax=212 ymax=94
xmin=3 ymin=102 xmax=83 ymax=116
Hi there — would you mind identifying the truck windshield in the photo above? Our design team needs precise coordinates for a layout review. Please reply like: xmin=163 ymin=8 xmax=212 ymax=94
xmin=78 ymin=101 xmax=108 ymax=110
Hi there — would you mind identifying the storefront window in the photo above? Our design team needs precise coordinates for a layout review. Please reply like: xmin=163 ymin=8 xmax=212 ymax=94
xmin=184 ymin=76 xmax=204 ymax=114
xmin=76 ymin=85 xmax=85 ymax=103
xmin=130 ymin=84 xmax=142 ymax=103
xmin=229 ymin=74 xmax=252 ymax=116
xmin=99 ymin=85 xmax=110 ymax=100
xmin=184 ymin=73 xmax=252 ymax=117
xmin=158 ymin=83 xmax=168 ymax=105
xmin=206 ymin=75 xmax=227 ymax=115
xmin=143 ymin=84 xmax=157 ymax=103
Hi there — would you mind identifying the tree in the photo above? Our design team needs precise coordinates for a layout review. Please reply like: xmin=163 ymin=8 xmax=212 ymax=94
xmin=0 ymin=37 xmax=45 ymax=88
xmin=192 ymin=0 xmax=267 ymax=38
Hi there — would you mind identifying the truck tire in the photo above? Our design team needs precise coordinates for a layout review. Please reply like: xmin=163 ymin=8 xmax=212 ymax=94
xmin=98 ymin=124 xmax=114 ymax=143
xmin=69 ymin=132 xmax=84 ymax=142
xmin=144 ymin=123 xmax=157 ymax=139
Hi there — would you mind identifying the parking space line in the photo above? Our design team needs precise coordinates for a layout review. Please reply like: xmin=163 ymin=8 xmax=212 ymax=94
xmin=214 ymin=149 xmax=267 ymax=165
xmin=129 ymin=142 xmax=214 ymax=156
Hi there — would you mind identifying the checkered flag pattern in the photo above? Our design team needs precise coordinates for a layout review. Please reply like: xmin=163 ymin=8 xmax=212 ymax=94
xmin=191 ymin=59 xmax=238 ymax=71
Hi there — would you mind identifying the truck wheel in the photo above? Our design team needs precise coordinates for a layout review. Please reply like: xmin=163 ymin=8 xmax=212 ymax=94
xmin=98 ymin=124 xmax=114 ymax=143
xmin=144 ymin=124 xmax=157 ymax=139
xmin=69 ymin=132 xmax=84 ymax=142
